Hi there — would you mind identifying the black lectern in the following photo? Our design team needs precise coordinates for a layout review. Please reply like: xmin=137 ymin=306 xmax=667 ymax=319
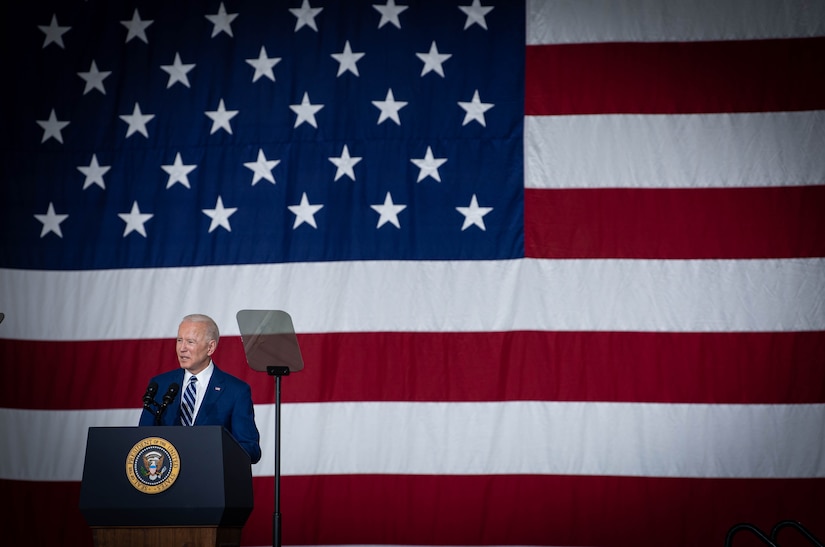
xmin=79 ymin=426 xmax=253 ymax=546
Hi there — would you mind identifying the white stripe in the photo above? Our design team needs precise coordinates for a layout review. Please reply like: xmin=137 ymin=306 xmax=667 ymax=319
xmin=1 ymin=258 xmax=823 ymax=340
xmin=2 ymin=402 xmax=823 ymax=481
xmin=526 ymin=0 xmax=825 ymax=44
xmin=525 ymin=111 xmax=825 ymax=189
xmin=0 ymin=408 xmax=140 ymax=482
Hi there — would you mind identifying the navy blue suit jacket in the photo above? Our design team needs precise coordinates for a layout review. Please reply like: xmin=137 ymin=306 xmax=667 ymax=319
xmin=138 ymin=364 xmax=261 ymax=464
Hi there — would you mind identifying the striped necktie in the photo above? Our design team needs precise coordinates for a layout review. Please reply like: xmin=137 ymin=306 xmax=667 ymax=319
xmin=181 ymin=376 xmax=197 ymax=426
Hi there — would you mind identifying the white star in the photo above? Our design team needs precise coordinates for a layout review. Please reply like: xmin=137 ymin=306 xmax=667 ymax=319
xmin=121 ymin=9 xmax=153 ymax=44
xmin=205 ymin=2 xmax=238 ymax=37
xmin=77 ymin=154 xmax=111 ymax=190
xmin=202 ymin=196 xmax=238 ymax=233
xmin=459 ymin=0 xmax=494 ymax=30
xmin=160 ymin=52 xmax=195 ymax=88
xmin=246 ymin=46 xmax=281 ymax=82
xmin=118 ymin=201 xmax=153 ymax=237
xmin=458 ymin=89 xmax=494 ymax=127
xmin=371 ymin=192 xmax=407 ymax=229
xmin=410 ymin=146 xmax=447 ymax=182
xmin=290 ymin=0 xmax=323 ymax=32
xmin=205 ymin=98 xmax=239 ymax=134
xmin=34 ymin=203 xmax=68 ymax=238
xmin=38 ymin=14 xmax=70 ymax=49
xmin=329 ymin=145 xmax=362 ymax=181
xmin=161 ymin=152 xmax=197 ymax=189
xmin=373 ymin=0 xmax=408 ymax=29
xmin=289 ymin=92 xmax=324 ymax=128
xmin=77 ymin=60 xmax=111 ymax=95
xmin=331 ymin=40 xmax=365 ymax=77
xmin=244 ymin=148 xmax=280 ymax=185
xmin=119 ymin=103 xmax=155 ymax=138
xmin=372 ymin=88 xmax=407 ymax=125
xmin=288 ymin=192 xmax=324 ymax=229
xmin=37 ymin=109 xmax=70 ymax=144
xmin=416 ymin=41 xmax=452 ymax=77
xmin=456 ymin=194 xmax=493 ymax=231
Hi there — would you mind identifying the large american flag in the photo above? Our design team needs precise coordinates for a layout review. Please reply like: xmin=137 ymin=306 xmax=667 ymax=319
xmin=1 ymin=1 xmax=824 ymax=546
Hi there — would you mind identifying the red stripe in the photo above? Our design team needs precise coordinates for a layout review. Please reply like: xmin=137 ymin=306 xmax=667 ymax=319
xmin=278 ymin=475 xmax=825 ymax=547
xmin=6 ymin=476 xmax=823 ymax=547
xmin=525 ymin=186 xmax=825 ymax=259
xmin=4 ymin=330 xmax=824 ymax=409
xmin=525 ymin=38 xmax=825 ymax=115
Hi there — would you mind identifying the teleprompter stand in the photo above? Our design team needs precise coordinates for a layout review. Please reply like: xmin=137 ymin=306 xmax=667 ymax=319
xmin=237 ymin=310 xmax=304 ymax=547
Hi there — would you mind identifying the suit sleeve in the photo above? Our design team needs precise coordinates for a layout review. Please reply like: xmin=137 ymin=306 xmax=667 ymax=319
xmin=230 ymin=382 xmax=262 ymax=464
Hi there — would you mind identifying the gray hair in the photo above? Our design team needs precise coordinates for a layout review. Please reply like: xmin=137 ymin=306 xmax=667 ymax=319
xmin=181 ymin=313 xmax=220 ymax=345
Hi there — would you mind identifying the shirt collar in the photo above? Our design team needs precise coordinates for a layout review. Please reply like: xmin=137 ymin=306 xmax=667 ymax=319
xmin=184 ymin=360 xmax=215 ymax=386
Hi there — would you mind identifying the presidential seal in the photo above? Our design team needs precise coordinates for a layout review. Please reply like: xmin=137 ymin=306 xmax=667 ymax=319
xmin=125 ymin=437 xmax=181 ymax=494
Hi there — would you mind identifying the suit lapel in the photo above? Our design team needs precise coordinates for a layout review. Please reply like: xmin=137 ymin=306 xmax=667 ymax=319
xmin=194 ymin=367 xmax=225 ymax=425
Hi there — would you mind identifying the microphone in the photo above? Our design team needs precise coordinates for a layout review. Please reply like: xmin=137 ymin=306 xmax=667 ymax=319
xmin=162 ymin=383 xmax=180 ymax=406
xmin=154 ymin=383 xmax=180 ymax=425
xmin=142 ymin=381 xmax=159 ymax=407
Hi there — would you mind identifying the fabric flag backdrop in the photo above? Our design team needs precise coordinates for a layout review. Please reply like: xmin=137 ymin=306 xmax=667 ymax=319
xmin=1 ymin=1 xmax=824 ymax=546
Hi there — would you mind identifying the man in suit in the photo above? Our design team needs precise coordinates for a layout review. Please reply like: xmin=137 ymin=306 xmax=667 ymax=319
xmin=139 ymin=313 xmax=262 ymax=464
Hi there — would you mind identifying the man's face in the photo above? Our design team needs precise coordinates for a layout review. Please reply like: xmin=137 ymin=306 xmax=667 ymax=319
xmin=176 ymin=320 xmax=215 ymax=374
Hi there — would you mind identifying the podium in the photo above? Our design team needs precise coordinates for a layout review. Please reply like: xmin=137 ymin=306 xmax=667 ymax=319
xmin=79 ymin=426 xmax=253 ymax=547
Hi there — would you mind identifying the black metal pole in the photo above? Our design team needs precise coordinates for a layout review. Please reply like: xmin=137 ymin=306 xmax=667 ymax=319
xmin=274 ymin=373 xmax=282 ymax=547
xmin=268 ymin=366 xmax=290 ymax=547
